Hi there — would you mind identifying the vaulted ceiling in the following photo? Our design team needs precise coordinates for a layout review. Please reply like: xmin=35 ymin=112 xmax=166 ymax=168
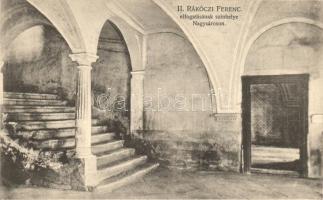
xmin=110 ymin=0 xmax=181 ymax=34
xmin=2 ymin=0 xmax=323 ymax=112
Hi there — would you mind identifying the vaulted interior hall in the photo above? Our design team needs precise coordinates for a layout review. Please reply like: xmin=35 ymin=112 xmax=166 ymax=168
xmin=0 ymin=0 xmax=322 ymax=198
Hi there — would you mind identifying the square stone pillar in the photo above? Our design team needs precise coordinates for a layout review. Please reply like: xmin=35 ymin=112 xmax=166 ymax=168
xmin=130 ymin=71 xmax=145 ymax=135
xmin=0 ymin=60 xmax=3 ymax=131
xmin=69 ymin=53 xmax=98 ymax=189
xmin=308 ymin=69 xmax=323 ymax=178
xmin=0 ymin=60 xmax=4 ymax=186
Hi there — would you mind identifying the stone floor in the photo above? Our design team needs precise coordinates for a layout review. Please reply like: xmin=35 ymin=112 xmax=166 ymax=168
xmin=0 ymin=167 xmax=322 ymax=199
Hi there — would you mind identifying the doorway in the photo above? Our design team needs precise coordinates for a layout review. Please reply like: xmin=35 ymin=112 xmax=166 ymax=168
xmin=92 ymin=20 xmax=131 ymax=136
xmin=241 ymin=74 xmax=309 ymax=177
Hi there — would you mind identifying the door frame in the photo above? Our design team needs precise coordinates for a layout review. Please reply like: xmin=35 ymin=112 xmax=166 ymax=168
xmin=241 ymin=74 xmax=309 ymax=177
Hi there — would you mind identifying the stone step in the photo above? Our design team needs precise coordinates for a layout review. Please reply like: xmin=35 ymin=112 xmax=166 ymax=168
xmin=97 ymin=148 xmax=136 ymax=167
xmin=16 ymin=120 xmax=76 ymax=130
xmin=31 ymin=132 xmax=116 ymax=149
xmin=3 ymin=105 xmax=75 ymax=113
xmin=7 ymin=119 xmax=100 ymax=130
xmin=32 ymin=137 xmax=76 ymax=149
xmin=92 ymin=140 xmax=124 ymax=155
xmin=92 ymin=126 xmax=109 ymax=134
xmin=97 ymin=156 xmax=148 ymax=183
xmin=10 ymin=120 xmax=103 ymax=140
xmin=4 ymin=98 xmax=67 ymax=106
xmin=92 ymin=132 xmax=115 ymax=144
xmin=96 ymin=163 xmax=159 ymax=192
xmin=6 ymin=112 xmax=76 ymax=121
xmin=16 ymin=128 xmax=76 ymax=140
xmin=4 ymin=92 xmax=59 ymax=100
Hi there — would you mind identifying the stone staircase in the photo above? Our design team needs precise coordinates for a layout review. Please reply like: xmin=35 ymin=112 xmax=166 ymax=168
xmin=3 ymin=92 xmax=159 ymax=191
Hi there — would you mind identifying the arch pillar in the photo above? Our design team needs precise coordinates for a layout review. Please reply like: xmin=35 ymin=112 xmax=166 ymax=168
xmin=69 ymin=52 xmax=98 ymax=189
xmin=0 ymin=58 xmax=3 ymax=186
xmin=308 ymin=68 xmax=323 ymax=177
xmin=0 ymin=59 xmax=3 ymax=131
xmin=130 ymin=70 xmax=145 ymax=135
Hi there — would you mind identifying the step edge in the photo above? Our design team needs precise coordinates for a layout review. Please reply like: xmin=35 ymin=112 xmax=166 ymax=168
xmin=92 ymin=132 xmax=115 ymax=136
xmin=96 ymin=148 xmax=135 ymax=159
xmin=96 ymin=163 xmax=159 ymax=191
xmin=17 ymin=119 xmax=76 ymax=124
xmin=4 ymin=98 xmax=64 ymax=101
xmin=4 ymin=106 xmax=75 ymax=109
xmin=5 ymin=92 xmax=59 ymax=96
xmin=97 ymin=155 xmax=147 ymax=176
xmin=92 ymin=140 xmax=124 ymax=148
xmin=96 ymin=149 xmax=136 ymax=168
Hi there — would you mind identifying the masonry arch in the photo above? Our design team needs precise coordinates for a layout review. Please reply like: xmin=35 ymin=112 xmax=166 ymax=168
xmin=1 ymin=0 xmax=85 ymax=54
xmin=1 ymin=1 xmax=78 ymax=101
xmin=0 ymin=3 xmax=51 ymax=53
xmin=239 ymin=18 xmax=323 ymax=177
xmin=25 ymin=0 xmax=86 ymax=53
xmin=231 ymin=17 xmax=323 ymax=109
xmin=91 ymin=19 xmax=135 ymax=136
xmin=241 ymin=18 xmax=323 ymax=75
xmin=93 ymin=16 xmax=143 ymax=72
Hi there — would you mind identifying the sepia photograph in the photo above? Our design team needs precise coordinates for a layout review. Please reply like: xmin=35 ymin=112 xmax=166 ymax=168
xmin=0 ymin=0 xmax=322 ymax=199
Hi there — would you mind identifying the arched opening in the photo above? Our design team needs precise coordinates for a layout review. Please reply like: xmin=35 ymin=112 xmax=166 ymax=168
xmin=92 ymin=20 xmax=132 ymax=136
xmin=3 ymin=25 xmax=76 ymax=101
xmin=241 ymin=22 xmax=323 ymax=177
xmin=1 ymin=0 xmax=77 ymax=103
